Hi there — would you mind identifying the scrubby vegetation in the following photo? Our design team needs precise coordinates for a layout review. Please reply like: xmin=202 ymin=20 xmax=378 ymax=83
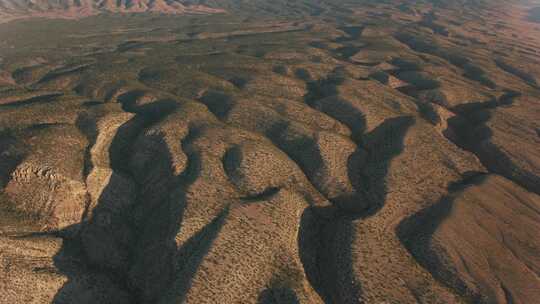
xmin=1 ymin=0 xmax=540 ymax=303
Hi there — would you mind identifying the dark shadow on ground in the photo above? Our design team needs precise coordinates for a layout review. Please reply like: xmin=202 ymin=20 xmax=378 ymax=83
xmin=52 ymin=113 xmax=152 ymax=304
xmin=258 ymin=286 xmax=301 ymax=304
xmin=0 ymin=128 xmax=26 ymax=189
xmin=0 ymin=92 xmax=63 ymax=109
xmin=298 ymin=65 xmax=415 ymax=303
xmin=447 ymin=90 xmax=539 ymax=194
xmin=396 ymin=172 xmax=489 ymax=303
xmin=52 ymin=104 xmax=225 ymax=303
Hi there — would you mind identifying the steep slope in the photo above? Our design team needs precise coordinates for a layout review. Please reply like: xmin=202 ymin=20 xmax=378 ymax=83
xmin=399 ymin=175 xmax=540 ymax=304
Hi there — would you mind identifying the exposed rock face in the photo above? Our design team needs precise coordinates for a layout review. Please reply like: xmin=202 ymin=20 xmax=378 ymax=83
xmin=1 ymin=0 xmax=540 ymax=303
xmin=3 ymin=124 xmax=88 ymax=231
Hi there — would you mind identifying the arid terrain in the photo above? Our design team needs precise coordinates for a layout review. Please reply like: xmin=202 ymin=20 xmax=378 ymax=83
xmin=0 ymin=0 xmax=539 ymax=303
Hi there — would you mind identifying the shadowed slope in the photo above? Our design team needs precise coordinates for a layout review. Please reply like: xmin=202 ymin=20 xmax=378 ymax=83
xmin=398 ymin=175 xmax=540 ymax=304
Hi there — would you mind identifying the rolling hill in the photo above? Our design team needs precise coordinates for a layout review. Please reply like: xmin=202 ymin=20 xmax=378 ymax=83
xmin=0 ymin=0 xmax=539 ymax=303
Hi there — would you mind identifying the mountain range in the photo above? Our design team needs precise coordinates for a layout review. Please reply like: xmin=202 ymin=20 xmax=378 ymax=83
xmin=0 ymin=0 xmax=224 ymax=23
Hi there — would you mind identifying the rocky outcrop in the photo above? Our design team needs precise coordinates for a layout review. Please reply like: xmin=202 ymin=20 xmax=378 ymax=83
xmin=2 ymin=124 xmax=88 ymax=231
